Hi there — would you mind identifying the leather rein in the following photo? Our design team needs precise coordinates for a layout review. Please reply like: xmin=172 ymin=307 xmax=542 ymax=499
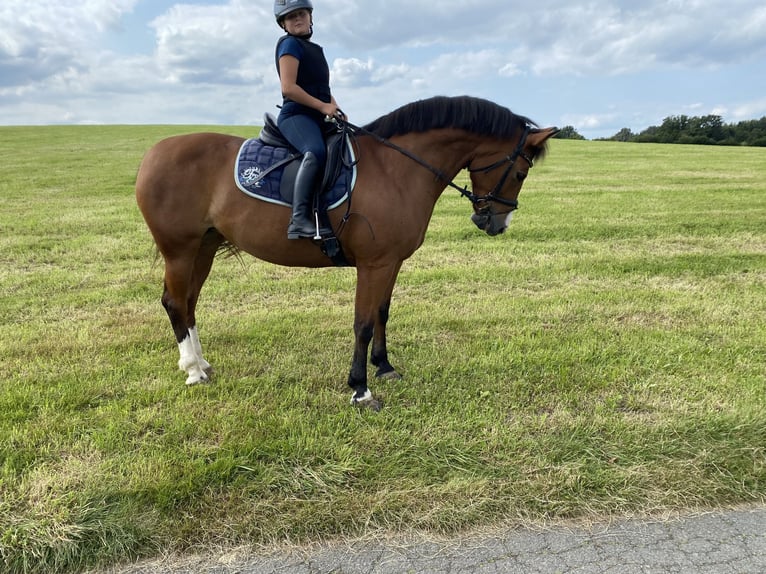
xmin=334 ymin=118 xmax=534 ymax=212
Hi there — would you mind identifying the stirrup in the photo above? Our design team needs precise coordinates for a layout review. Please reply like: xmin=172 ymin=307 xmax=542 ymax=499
xmin=287 ymin=210 xmax=332 ymax=239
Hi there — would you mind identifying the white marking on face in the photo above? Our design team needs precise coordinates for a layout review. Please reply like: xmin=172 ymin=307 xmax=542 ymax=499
xmin=504 ymin=211 xmax=514 ymax=228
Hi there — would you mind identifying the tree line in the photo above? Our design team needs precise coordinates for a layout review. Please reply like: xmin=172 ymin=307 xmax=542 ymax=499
xmin=555 ymin=115 xmax=766 ymax=146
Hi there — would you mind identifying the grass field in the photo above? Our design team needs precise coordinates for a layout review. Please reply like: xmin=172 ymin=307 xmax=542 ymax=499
xmin=1 ymin=126 xmax=765 ymax=573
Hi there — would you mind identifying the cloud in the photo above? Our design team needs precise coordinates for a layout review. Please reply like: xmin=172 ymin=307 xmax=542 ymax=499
xmin=486 ymin=1 xmax=766 ymax=77
xmin=331 ymin=57 xmax=376 ymax=87
xmin=1 ymin=0 xmax=765 ymax=133
xmin=323 ymin=0 xmax=516 ymax=50
xmin=315 ymin=0 xmax=766 ymax=101
xmin=560 ymin=112 xmax=619 ymax=131
xmin=499 ymin=62 xmax=523 ymax=78
xmin=0 ymin=0 xmax=139 ymax=88
xmin=150 ymin=0 xmax=273 ymax=85
xmin=729 ymin=98 xmax=766 ymax=121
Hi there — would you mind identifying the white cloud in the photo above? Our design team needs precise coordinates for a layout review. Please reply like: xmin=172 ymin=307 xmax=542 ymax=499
xmin=1 ymin=0 xmax=765 ymax=134
xmin=371 ymin=62 xmax=412 ymax=84
xmin=730 ymin=98 xmax=766 ymax=121
xmin=499 ymin=63 xmax=523 ymax=78
xmin=0 ymin=0 xmax=139 ymax=87
xmin=331 ymin=57 xmax=376 ymax=87
xmin=506 ymin=1 xmax=766 ymax=77
xmin=150 ymin=0 xmax=273 ymax=85
xmin=322 ymin=0 xmax=516 ymax=49
xmin=561 ymin=112 xmax=618 ymax=131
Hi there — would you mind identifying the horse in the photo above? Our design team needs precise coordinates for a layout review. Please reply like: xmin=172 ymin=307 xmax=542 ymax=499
xmin=135 ymin=95 xmax=558 ymax=410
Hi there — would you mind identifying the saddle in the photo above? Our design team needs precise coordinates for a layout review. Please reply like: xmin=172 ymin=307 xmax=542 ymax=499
xmin=259 ymin=113 xmax=353 ymax=197
xmin=233 ymin=114 xmax=357 ymax=266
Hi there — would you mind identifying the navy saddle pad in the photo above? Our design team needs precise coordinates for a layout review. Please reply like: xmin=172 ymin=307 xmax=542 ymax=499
xmin=234 ymin=135 xmax=356 ymax=210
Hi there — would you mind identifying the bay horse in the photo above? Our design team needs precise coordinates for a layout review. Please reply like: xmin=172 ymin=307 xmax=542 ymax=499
xmin=135 ymin=95 xmax=557 ymax=409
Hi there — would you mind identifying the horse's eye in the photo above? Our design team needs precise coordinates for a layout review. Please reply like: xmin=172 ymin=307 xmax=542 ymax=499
xmin=517 ymin=172 xmax=528 ymax=182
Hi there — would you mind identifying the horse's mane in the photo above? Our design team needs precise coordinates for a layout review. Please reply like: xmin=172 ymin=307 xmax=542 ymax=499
xmin=362 ymin=95 xmax=538 ymax=140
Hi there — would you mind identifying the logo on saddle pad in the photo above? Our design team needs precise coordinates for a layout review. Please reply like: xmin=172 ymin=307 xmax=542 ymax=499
xmin=241 ymin=165 xmax=264 ymax=188
xmin=234 ymin=136 xmax=356 ymax=210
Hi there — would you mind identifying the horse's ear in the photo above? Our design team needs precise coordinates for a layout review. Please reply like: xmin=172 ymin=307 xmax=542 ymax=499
xmin=529 ymin=126 xmax=559 ymax=146
xmin=526 ymin=127 xmax=559 ymax=160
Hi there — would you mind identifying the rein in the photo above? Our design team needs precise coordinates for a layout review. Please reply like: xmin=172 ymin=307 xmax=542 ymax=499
xmin=333 ymin=118 xmax=533 ymax=211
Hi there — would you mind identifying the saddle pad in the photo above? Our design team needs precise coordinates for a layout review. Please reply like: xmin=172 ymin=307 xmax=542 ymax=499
xmin=234 ymin=137 xmax=356 ymax=210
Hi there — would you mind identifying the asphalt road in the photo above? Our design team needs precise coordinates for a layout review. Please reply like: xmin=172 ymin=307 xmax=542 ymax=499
xmin=105 ymin=506 xmax=766 ymax=574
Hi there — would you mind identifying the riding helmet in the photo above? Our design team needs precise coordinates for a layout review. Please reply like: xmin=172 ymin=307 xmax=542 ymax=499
xmin=274 ymin=0 xmax=314 ymax=24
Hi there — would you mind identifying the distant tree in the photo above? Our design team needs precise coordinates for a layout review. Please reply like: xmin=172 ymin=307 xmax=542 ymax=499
xmin=734 ymin=117 xmax=766 ymax=146
xmin=554 ymin=125 xmax=586 ymax=140
xmin=562 ymin=115 xmax=766 ymax=146
xmin=608 ymin=128 xmax=635 ymax=142
xmin=655 ymin=115 xmax=691 ymax=143
xmin=692 ymin=115 xmax=724 ymax=141
xmin=628 ymin=114 xmax=766 ymax=146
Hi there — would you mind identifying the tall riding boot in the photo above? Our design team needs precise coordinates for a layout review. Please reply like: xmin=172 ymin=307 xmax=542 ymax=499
xmin=287 ymin=152 xmax=321 ymax=239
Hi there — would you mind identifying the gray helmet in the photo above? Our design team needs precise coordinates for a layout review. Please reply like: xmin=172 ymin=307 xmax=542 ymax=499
xmin=274 ymin=0 xmax=314 ymax=24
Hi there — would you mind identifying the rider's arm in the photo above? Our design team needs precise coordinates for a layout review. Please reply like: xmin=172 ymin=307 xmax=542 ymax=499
xmin=279 ymin=55 xmax=339 ymax=118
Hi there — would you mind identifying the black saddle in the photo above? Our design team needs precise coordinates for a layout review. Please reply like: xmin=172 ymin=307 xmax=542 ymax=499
xmin=258 ymin=113 xmax=353 ymax=195
xmin=259 ymin=113 xmax=292 ymax=147
xmin=260 ymin=112 xmax=339 ymax=149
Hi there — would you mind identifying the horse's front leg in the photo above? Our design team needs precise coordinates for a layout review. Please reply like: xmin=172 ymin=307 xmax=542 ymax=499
xmin=371 ymin=262 xmax=403 ymax=381
xmin=348 ymin=264 xmax=401 ymax=410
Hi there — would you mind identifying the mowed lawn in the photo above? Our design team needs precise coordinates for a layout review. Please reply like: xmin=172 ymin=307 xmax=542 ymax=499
xmin=1 ymin=125 xmax=765 ymax=574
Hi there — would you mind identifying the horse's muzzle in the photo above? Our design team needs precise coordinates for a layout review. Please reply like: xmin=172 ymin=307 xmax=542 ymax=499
xmin=471 ymin=212 xmax=511 ymax=236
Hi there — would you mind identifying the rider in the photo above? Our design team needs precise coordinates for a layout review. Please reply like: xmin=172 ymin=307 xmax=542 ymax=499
xmin=274 ymin=0 xmax=345 ymax=239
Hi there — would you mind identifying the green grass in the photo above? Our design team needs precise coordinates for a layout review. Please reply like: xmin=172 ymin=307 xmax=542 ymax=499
xmin=1 ymin=126 xmax=765 ymax=573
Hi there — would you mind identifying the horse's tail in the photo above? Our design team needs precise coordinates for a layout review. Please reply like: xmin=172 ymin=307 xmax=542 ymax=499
xmin=216 ymin=240 xmax=243 ymax=260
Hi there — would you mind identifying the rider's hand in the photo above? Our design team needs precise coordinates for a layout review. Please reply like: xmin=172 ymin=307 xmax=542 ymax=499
xmin=320 ymin=103 xmax=346 ymax=121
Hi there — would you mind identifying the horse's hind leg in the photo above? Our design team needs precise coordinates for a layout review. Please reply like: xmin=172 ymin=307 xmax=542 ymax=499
xmin=185 ymin=230 xmax=223 ymax=377
xmin=162 ymin=259 xmax=207 ymax=385
xmin=161 ymin=230 xmax=222 ymax=385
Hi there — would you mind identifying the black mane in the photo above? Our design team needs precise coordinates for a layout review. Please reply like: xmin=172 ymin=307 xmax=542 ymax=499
xmin=362 ymin=95 xmax=537 ymax=139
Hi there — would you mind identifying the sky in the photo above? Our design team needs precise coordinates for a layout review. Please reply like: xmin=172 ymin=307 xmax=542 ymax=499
xmin=2 ymin=0 xmax=766 ymax=139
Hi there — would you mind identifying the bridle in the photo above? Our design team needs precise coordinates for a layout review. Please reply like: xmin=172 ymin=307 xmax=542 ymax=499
xmin=334 ymin=118 xmax=534 ymax=213
xmin=464 ymin=124 xmax=533 ymax=213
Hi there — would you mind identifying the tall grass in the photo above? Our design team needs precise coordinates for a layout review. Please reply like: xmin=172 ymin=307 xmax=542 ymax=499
xmin=1 ymin=126 xmax=765 ymax=573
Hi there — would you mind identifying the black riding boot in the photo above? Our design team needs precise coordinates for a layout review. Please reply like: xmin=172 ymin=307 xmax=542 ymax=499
xmin=287 ymin=152 xmax=319 ymax=239
xmin=287 ymin=152 xmax=332 ymax=239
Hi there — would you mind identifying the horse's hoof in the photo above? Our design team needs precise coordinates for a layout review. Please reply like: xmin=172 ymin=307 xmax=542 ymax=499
xmin=351 ymin=390 xmax=383 ymax=412
xmin=377 ymin=369 xmax=402 ymax=381
xmin=185 ymin=372 xmax=211 ymax=386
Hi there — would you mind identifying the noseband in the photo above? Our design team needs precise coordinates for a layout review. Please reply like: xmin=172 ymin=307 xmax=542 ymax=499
xmin=333 ymin=118 xmax=534 ymax=212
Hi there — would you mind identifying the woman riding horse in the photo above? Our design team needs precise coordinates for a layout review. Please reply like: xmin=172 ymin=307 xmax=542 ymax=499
xmin=274 ymin=0 xmax=346 ymax=239
xmin=135 ymin=95 xmax=558 ymax=409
